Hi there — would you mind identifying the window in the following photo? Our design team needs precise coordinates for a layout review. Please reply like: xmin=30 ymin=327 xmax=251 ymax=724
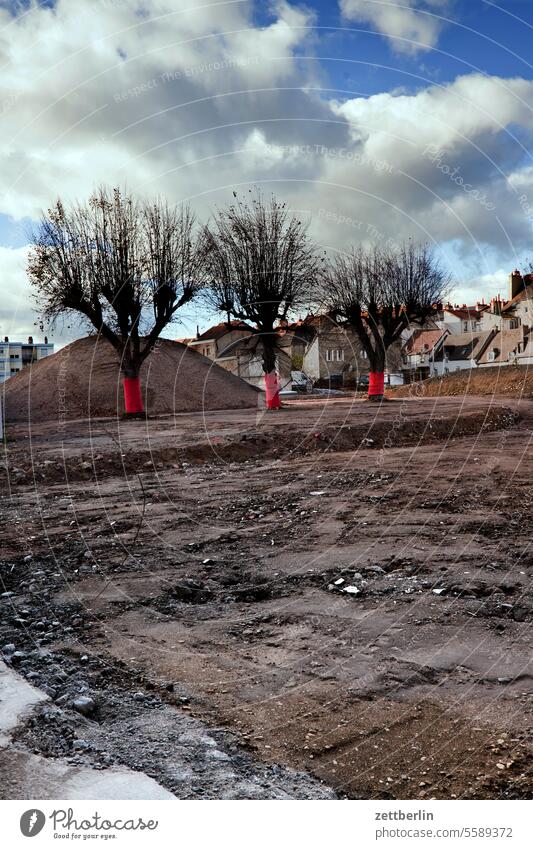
xmin=463 ymin=321 xmax=468 ymax=332
xmin=10 ymin=353 xmax=19 ymax=359
xmin=360 ymin=350 xmax=368 ymax=359
xmin=326 ymin=349 xmax=344 ymax=362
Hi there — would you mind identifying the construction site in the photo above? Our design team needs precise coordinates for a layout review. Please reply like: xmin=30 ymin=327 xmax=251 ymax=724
xmin=0 ymin=337 xmax=531 ymax=800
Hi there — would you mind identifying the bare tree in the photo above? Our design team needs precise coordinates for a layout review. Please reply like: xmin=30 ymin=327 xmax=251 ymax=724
xmin=202 ymin=191 xmax=322 ymax=408
xmin=323 ymin=243 xmax=449 ymax=400
xmin=28 ymin=187 xmax=204 ymax=415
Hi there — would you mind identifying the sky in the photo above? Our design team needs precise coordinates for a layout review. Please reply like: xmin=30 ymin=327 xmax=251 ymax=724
xmin=1 ymin=0 xmax=533 ymax=345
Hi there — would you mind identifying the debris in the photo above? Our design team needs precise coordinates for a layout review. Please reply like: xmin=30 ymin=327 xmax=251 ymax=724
xmin=344 ymin=586 xmax=361 ymax=596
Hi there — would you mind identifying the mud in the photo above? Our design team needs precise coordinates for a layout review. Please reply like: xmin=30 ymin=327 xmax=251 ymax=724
xmin=1 ymin=396 xmax=532 ymax=799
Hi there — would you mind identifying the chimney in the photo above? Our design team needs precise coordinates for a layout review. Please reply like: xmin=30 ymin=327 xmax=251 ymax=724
xmin=44 ymin=336 xmax=48 ymax=344
xmin=28 ymin=336 xmax=33 ymax=344
xmin=196 ymin=324 xmax=200 ymax=340
xmin=4 ymin=336 xmax=8 ymax=343
xmin=510 ymin=269 xmax=523 ymax=300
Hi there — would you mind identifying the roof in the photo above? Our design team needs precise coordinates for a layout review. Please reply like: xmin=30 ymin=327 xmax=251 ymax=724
xmin=476 ymin=326 xmax=526 ymax=365
xmin=193 ymin=320 xmax=254 ymax=342
xmin=435 ymin=330 xmax=495 ymax=362
xmin=502 ymin=282 xmax=533 ymax=310
xmin=443 ymin=306 xmax=483 ymax=321
xmin=403 ymin=328 xmax=446 ymax=356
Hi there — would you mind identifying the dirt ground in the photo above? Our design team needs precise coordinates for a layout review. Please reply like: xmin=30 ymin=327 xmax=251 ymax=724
xmin=1 ymin=395 xmax=532 ymax=799
xmin=393 ymin=364 xmax=533 ymax=399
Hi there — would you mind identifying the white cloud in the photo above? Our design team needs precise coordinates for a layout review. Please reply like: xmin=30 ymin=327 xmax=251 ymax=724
xmin=340 ymin=0 xmax=450 ymax=55
xmin=0 ymin=1 xmax=533 ymax=339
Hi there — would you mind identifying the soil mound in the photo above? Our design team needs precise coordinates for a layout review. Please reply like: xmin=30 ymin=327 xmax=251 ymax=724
xmin=392 ymin=365 xmax=533 ymax=399
xmin=2 ymin=336 xmax=259 ymax=422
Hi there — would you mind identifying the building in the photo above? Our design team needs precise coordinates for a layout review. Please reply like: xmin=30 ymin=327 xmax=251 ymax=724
xmin=0 ymin=336 xmax=54 ymax=383
xmin=434 ymin=303 xmax=490 ymax=334
xmin=185 ymin=321 xmax=254 ymax=371
xmin=433 ymin=330 xmax=497 ymax=375
xmin=402 ymin=328 xmax=448 ymax=382
xmin=300 ymin=314 xmax=403 ymax=387
xmin=476 ymin=325 xmax=530 ymax=368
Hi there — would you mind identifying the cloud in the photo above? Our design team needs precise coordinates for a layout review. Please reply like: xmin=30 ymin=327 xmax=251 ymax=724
xmin=0 ymin=1 xmax=532 ymax=343
xmin=339 ymin=0 xmax=451 ymax=55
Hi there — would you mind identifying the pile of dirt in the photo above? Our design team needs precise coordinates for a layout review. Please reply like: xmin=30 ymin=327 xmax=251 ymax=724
xmin=392 ymin=364 xmax=533 ymax=399
xmin=2 ymin=336 xmax=260 ymax=422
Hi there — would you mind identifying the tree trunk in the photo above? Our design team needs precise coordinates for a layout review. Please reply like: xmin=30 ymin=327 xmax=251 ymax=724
xmin=264 ymin=370 xmax=281 ymax=410
xmin=122 ymin=361 xmax=145 ymax=416
xmin=262 ymin=336 xmax=280 ymax=410
xmin=367 ymin=370 xmax=384 ymax=401
xmin=367 ymin=349 xmax=385 ymax=402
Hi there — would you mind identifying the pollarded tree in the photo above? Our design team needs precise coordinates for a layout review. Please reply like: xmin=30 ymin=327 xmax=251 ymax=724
xmin=202 ymin=191 xmax=322 ymax=409
xmin=323 ymin=242 xmax=449 ymax=400
xmin=28 ymin=187 xmax=205 ymax=416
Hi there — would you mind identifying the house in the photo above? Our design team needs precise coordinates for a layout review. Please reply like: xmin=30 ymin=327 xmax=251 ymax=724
xmin=434 ymin=303 xmax=489 ymax=334
xmin=301 ymin=314 xmax=403 ymax=386
xmin=476 ymin=325 xmax=530 ymax=368
xmin=402 ymin=328 xmax=448 ymax=382
xmin=433 ymin=330 xmax=497 ymax=375
xmin=499 ymin=270 xmax=533 ymax=329
xmin=185 ymin=321 xmax=254 ymax=372
xmin=0 ymin=336 xmax=54 ymax=383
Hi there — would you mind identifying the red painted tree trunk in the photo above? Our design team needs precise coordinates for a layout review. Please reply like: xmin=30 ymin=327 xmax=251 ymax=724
xmin=264 ymin=370 xmax=281 ymax=410
xmin=368 ymin=371 xmax=384 ymax=400
xmin=123 ymin=376 xmax=144 ymax=414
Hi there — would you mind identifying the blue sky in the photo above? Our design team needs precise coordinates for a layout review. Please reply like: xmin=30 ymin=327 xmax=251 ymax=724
xmin=1 ymin=0 xmax=532 ymax=343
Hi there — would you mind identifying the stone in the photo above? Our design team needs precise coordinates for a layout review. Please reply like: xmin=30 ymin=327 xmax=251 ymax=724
xmin=2 ymin=643 xmax=16 ymax=655
xmin=72 ymin=740 xmax=91 ymax=751
xmin=172 ymin=579 xmax=213 ymax=604
xmin=72 ymin=696 xmax=96 ymax=716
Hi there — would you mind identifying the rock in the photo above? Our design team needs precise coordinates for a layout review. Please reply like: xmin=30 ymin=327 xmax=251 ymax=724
xmin=2 ymin=643 xmax=16 ymax=655
xmin=172 ymin=579 xmax=213 ymax=604
xmin=344 ymin=586 xmax=361 ymax=596
xmin=72 ymin=696 xmax=96 ymax=716
xmin=133 ymin=692 xmax=146 ymax=702
xmin=333 ymin=578 xmax=344 ymax=586
xmin=23 ymin=554 xmax=33 ymax=563
xmin=11 ymin=650 xmax=27 ymax=663
xmin=1 ymin=591 xmax=14 ymax=598
xmin=432 ymin=588 xmax=446 ymax=595
xmin=72 ymin=740 xmax=91 ymax=751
